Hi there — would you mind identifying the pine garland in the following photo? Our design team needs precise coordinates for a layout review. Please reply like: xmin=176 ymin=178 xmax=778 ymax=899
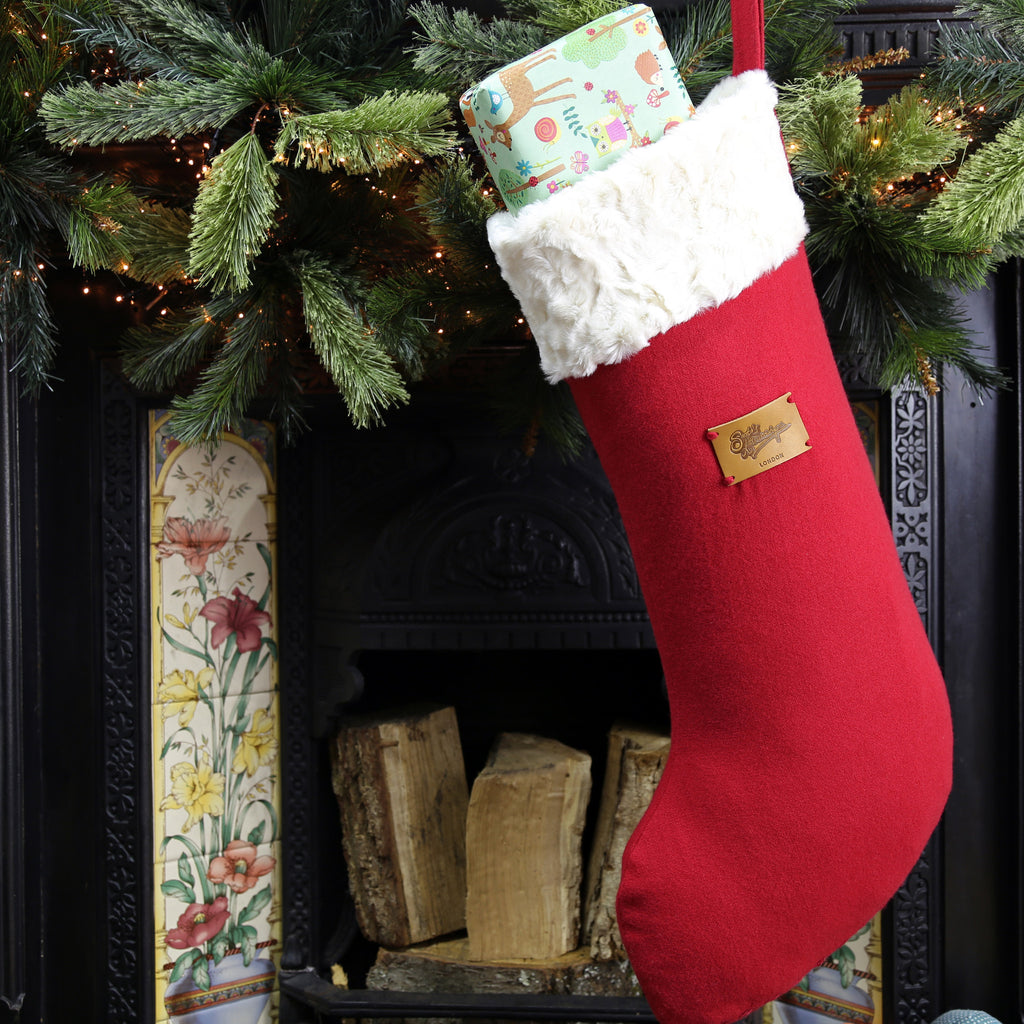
xmin=5 ymin=0 xmax=1024 ymax=442
xmin=32 ymin=0 xmax=458 ymax=441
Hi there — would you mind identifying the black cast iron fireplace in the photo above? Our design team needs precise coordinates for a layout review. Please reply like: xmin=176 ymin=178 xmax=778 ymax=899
xmin=272 ymin=350 xmax=943 ymax=1024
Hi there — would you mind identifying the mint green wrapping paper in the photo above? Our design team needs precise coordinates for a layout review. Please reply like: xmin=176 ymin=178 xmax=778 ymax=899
xmin=460 ymin=5 xmax=695 ymax=211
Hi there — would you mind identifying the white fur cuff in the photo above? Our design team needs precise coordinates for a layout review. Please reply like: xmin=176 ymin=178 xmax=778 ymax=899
xmin=486 ymin=70 xmax=808 ymax=383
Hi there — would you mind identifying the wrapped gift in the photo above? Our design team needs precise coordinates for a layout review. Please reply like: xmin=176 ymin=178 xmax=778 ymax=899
xmin=460 ymin=5 xmax=695 ymax=211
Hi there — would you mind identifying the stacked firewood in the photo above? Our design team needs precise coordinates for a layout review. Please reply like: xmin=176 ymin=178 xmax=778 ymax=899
xmin=330 ymin=706 xmax=668 ymax=1000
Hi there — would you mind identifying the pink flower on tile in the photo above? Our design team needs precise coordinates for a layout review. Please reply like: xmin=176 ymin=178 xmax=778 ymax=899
xmin=207 ymin=839 xmax=276 ymax=893
xmin=166 ymin=896 xmax=230 ymax=948
xmin=199 ymin=588 xmax=271 ymax=652
xmin=157 ymin=516 xmax=231 ymax=575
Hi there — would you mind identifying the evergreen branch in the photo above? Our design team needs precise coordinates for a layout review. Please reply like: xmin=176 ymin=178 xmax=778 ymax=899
xmin=921 ymin=112 xmax=1024 ymax=248
xmin=188 ymin=132 xmax=279 ymax=293
xmin=804 ymin=193 xmax=1004 ymax=392
xmin=487 ymin=345 xmax=587 ymax=458
xmin=409 ymin=4 xmax=549 ymax=90
xmin=763 ymin=0 xmax=855 ymax=83
xmin=364 ymin=269 xmax=441 ymax=379
xmin=778 ymin=77 xmax=966 ymax=193
xmin=78 ymin=0 xmax=261 ymax=69
xmin=413 ymin=154 xmax=501 ymax=279
xmin=658 ymin=0 xmax=732 ymax=99
xmin=121 ymin=301 xmax=226 ymax=389
xmin=0 ymin=139 xmax=75 ymax=235
xmin=0 ymin=252 xmax=58 ymax=391
xmin=166 ymin=282 xmax=281 ymax=443
xmin=289 ymin=252 xmax=409 ymax=427
xmin=954 ymin=0 xmax=1024 ymax=48
xmin=119 ymin=202 xmax=191 ymax=285
xmin=287 ymin=0 xmax=408 ymax=73
xmin=502 ymin=0 xmax=624 ymax=36
xmin=62 ymin=180 xmax=136 ymax=272
xmin=930 ymin=25 xmax=1024 ymax=114
xmin=41 ymin=77 xmax=252 ymax=145
xmin=277 ymin=91 xmax=454 ymax=173
xmin=47 ymin=6 xmax=185 ymax=78
xmin=265 ymin=334 xmax=306 ymax=446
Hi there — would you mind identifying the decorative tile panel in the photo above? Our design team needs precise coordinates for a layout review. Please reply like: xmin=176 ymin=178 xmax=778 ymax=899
xmin=150 ymin=414 xmax=281 ymax=1024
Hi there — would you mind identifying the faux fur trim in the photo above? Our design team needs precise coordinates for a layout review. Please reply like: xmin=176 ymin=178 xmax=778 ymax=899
xmin=486 ymin=70 xmax=808 ymax=383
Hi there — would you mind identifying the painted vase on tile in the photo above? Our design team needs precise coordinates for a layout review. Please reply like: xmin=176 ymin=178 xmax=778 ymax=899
xmin=774 ymin=965 xmax=874 ymax=1024
xmin=164 ymin=951 xmax=275 ymax=1022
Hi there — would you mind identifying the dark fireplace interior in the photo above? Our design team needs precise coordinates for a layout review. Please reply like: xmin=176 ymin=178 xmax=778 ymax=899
xmin=285 ymin=380 xmax=669 ymax=998
xmin=332 ymin=648 xmax=668 ymax=988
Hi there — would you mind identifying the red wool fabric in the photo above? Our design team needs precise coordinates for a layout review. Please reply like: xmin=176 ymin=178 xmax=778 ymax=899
xmin=569 ymin=248 xmax=952 ymax=1023
xmin=482 ymin=0 xmax=953 ymax=1017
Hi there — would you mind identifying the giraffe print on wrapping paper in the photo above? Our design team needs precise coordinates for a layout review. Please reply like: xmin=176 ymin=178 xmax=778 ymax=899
xmin=484 ymin=49 xmax=577 ymax=150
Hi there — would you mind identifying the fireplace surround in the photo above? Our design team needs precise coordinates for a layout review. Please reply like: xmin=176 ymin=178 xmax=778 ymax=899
xmin=259 ymin=345 xmax=944 ymax=1023
xmin=4 ymin=6 xmax=1023 ymax=1022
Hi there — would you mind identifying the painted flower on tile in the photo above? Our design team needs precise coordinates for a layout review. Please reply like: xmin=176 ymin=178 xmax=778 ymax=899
xmin=207 ymin=839 xmax=276 ymax=893
xmin=154 ymin=435 xmax=279 ymax=995
xmin=200 ymin=587 xmax=272 ymax=652
xmin=166 ymin=896 xmax=231 ymax=948
xmin=232 ymin=707 xmax=278 ymax=777
xmin=158 ymin=667 xmax=212 ymax=727
xmin=157 ymin=516 xmax=231 ymax=575
xmin=161 ymin=759 xmax=226 ymax=831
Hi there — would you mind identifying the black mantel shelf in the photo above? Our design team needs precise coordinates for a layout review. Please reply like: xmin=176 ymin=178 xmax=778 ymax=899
xmin=279 ymin=972 xmax=657 ymax=1021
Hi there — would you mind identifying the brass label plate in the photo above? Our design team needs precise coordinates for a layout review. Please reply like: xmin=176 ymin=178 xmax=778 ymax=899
xmin=707 ymin=392 xmax=810 ymax=485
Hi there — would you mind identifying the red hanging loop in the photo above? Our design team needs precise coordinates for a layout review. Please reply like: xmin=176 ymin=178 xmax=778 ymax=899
xmin=731 ymin=0 xmax=766 ymax=75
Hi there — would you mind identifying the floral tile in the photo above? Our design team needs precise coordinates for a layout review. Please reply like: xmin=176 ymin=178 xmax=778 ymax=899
xmin=152 ymin=415 xmax=276 ymax=545
xmin=150 ymin=417 xmax=280 ymax=1024
xmin=154 ymin=691 xmax=280 ymax=863
xmin=153 ymin=538 xmax=276 ymax=702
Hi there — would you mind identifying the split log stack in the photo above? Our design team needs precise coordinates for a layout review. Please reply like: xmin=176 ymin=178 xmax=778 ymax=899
xmin=330 ymin=704 xmax=470 ymax=947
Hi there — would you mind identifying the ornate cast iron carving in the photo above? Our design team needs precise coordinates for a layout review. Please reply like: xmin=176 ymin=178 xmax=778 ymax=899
xmin=99 ymin=364 xmax=151 ymax=1023
xmin=279 ymin=439 xmax=315 ymax=973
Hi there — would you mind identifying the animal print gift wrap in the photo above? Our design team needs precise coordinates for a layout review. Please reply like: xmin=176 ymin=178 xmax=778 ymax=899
xmin=460 ymin=5 xmax=695 ymax=211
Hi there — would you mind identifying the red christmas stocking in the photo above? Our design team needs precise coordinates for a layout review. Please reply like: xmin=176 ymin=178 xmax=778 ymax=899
xmin=485 ymin=2 xmax=953 ymax=1022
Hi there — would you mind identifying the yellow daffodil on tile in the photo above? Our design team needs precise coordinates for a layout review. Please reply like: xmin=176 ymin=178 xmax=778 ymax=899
xmin=160 ymin=757 xmax=226 ymax=831
xmin=231 ymin=707 xmax=278 ymax=777
xmin=157 ymin=667 xmax=213 ymax=727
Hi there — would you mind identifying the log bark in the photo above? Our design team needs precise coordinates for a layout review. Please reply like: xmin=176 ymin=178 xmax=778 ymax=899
xmin=367 ymin=935 xmax=642 ymax=997
xmin=331 ymin=704 xmax=469 ymax=947
xmin=465 ymin=733 xmax=592 ymax=961
xmin=583 ymin=722 xmax=670 ymax=960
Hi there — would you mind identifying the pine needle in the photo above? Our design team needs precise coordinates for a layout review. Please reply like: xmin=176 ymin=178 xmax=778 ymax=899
xmin=277 ymin=91 xmax=454 ymax=173
xmin=290 ymin=253 xmax=409 ymax=427
xmin=188 ymin=132 xmax=279 ymax=293
xmin=922 ymin=112 xmax=1024 ymax=246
